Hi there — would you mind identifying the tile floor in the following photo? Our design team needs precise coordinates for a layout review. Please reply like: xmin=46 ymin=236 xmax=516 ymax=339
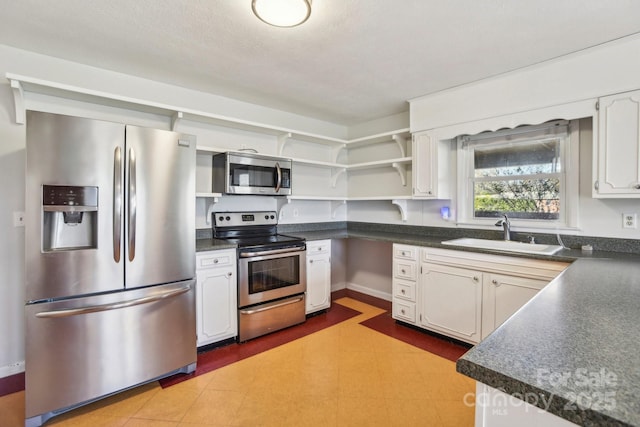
xmin=0 ymin=296 xmax=475 ymax=427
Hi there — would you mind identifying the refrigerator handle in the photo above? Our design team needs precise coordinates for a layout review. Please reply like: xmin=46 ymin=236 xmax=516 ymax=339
xmin=128 ymin=147 xmax=137 ymax=262
xmin=34 ymin=284 xmax=192 ymax=318
xmin=113 ymin=146 xmax=122 ymax=263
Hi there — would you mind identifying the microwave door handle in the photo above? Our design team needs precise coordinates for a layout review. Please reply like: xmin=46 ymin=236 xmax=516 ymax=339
xmin=113 ymin=146 xmax=122 ymax=263
xmin=275 ymin=162 xmax=282 ymax=193
xmin=128 ymin=147 xmax=136 ymax=262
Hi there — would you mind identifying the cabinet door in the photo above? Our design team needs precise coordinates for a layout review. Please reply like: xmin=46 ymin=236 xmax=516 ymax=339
xmin=413 ymin=132 xmax=437 ymax=197
xmin=481 ymin=273 xmax=547 ymax=339
xmin=306 ymin=253 xmax=331 ymax=314
xmin=196 ymin=266 xmax=237 ymax=346
xmin=419 ymin=263 xmax=482 ymax=344
xmin=595 ymin=89 xmax=640 ymax=196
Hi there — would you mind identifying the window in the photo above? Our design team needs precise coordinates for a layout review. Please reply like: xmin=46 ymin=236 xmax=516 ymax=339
xmin=458 ymin=120 xmax=579 ymax=229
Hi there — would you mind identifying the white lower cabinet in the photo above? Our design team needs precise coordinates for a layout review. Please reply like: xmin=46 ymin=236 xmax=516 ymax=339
xmin=419 ymin=263 xmax=483 ymax=344
xmin=306 ymin=240 xmax=331 ymax=314
xmin=392 ymin=245 xmax=568 ymax=344
xmin=195 ymin=249 xmax=237 ymax=347
xmin=392 ymin=244 xmax=418 ymax=324
xmin=481 ymin=273 xmax=548 ymax=340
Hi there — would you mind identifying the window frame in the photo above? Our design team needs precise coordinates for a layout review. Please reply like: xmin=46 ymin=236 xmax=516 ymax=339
xmin=456 ymin=120 xmax=580 ymax=231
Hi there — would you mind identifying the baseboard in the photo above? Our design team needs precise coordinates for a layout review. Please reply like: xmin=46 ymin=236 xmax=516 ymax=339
xmin=330 ymin=282 xmax=347 ymax=292
xmin=0 ymin=361 xmax=24 ymax=379
xmin=0 ymin=361 xmax=25 ymax=397
xmin=345 ymin=282 xmax=392 ymax=302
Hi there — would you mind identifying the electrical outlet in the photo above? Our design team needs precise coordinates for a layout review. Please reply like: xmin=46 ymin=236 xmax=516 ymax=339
xmin=623 ymin=213 xmax=637 ymax=229
xmin=13 ymin=211 xmax=25 ymax=227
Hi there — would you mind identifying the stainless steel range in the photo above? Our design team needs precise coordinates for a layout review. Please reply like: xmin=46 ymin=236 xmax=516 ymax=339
xmin=213 ymin=211 xmax=306 ymax=341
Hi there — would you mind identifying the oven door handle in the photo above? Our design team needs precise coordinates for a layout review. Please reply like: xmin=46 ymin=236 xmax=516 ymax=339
xmin=239 ymin=247 xmax=305 ymax=258
xmin=239 ymin=296 xmax=304 ymax=315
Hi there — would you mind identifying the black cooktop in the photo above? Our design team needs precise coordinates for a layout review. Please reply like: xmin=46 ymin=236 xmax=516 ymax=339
xmin=212 ymin=211 xmax=305 ymax=250
xmin=223 ymin=233 xmax=304 ymax=249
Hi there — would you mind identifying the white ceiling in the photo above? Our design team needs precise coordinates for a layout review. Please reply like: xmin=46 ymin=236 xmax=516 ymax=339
xmin=2 ymin=0 xmax=640 ymax=126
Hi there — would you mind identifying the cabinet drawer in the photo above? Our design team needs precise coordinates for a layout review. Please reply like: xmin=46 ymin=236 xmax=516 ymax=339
xmin=392 ymin=300 xmax=416 ymax=323
xmin=393 ymin=279 xmax=416 ymax=302
xmin=307 ymin=240 xmax=330 ymax=255
xmin=197 ymin=250 xmax=235 ymax=270
xmin=394 ymin=244 xmax=417 ymax=261
xmin=394 ymin=260 xmax=417 ymax=281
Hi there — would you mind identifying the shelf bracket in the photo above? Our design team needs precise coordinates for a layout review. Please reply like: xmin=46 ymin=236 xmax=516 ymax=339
xmin=331 ymin=144 xmax=347 ymax=163
xmin=277 ymin=132 xmax=292 ymax=156
xmin=171 ymin=111 xmax=183 ymax=131
xmin=204 ymin=197 xmax=221 ymax=225
xmin=392 ymin=134 xmax=408 ymax=157
xmin=331 ymin=167 xmax=347 ymax=188
xmin=10 ymin=79 xmax=25 ymax=125
xmin=391 ymin=199 xmax=408 ymax=221
xmin=331 ymin=200 xmax=346 ymax=219
xmin=391 ymin=162 xmax=408 ymax=186
xmin=276 ymin=196 xmax=292 ymax=219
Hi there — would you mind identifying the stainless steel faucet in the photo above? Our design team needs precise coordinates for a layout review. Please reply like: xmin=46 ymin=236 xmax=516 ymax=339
xmin=495 ymin=214 xmax=511 ymax=241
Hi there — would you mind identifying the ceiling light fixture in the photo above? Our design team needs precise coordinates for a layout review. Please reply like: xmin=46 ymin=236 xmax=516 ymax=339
xmin=252 ymin=0 xmax=312 ymax=28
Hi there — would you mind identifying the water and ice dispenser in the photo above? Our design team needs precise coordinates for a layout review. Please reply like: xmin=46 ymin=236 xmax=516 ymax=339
xmin=42 ymin=185 xmax=98 ymax=251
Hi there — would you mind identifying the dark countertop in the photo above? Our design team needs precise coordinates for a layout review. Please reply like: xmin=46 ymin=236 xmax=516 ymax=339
xmin=457 ymin=258 xmax=640 ymax=426
xmin=197 ymin=224 xmax=640 ymax=425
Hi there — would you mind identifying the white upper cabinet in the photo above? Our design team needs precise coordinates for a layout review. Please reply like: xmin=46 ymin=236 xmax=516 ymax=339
xmin=594 ymin=89 xmax=640 ymax=197
xmin=412 ymin=131 xmax=453 ymax=199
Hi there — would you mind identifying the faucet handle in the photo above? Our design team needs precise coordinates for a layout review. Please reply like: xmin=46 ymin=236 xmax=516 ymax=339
xmin=527 ymin=235 xmax=536 ymax=244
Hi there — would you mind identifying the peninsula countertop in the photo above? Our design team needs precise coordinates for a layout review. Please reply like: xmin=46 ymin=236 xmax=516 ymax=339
xmin=457 ymin=257 xmax=640 ymax=426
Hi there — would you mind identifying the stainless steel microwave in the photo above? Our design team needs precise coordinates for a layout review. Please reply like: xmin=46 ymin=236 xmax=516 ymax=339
xmin=212 ymin=152 xmax=292 ymax=196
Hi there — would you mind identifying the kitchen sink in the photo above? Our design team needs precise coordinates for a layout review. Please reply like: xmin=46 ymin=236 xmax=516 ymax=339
xmin=441 ymin=238 xmax=563 ymax=255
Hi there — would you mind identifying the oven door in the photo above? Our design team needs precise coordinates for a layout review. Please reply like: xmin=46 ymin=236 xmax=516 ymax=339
xmin=238 ymin=247 xmax=306 ymax=307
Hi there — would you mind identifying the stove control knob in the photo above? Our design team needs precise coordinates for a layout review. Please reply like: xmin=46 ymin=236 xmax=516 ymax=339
xmin=225 ymin=216 xmax=231 ymax=221
xmin=218 ymin=216 xmax=224 ymax=222
xmin=265 ymin=215 xmax=269 ymax=220
xmin=270 ymin=215 xmax=275 ymax=219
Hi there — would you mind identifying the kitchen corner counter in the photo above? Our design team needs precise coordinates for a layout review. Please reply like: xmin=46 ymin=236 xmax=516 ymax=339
xmin=457 ymin=257 xmax=640 ymax=426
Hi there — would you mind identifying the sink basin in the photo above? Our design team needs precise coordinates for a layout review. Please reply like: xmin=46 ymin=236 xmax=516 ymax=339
xmin=441 ymin=238 xmax=563 ymax=255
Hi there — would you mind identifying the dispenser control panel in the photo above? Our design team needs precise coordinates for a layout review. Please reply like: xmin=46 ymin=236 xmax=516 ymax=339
xmin=43 ymin=185 xmax=98 ymax=207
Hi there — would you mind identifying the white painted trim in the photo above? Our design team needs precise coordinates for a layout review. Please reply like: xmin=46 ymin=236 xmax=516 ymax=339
xmin=0 ymin=361 xmax=25 ymax=379
xmin=331 ymin=282 xmax=347 ymax=292
xmin=345 ymin=282 xmax=392 ymax=302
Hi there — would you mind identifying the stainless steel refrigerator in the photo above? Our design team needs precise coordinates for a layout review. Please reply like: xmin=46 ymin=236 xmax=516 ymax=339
xmin=24 ymin=111 xmax=197 ymax=427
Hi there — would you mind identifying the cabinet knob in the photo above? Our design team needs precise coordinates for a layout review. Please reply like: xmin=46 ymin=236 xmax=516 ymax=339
xmin=227 ymin=272 xmax=233 ymax=277
xmin=401 ymin=309 xmax=406 ymax=315
xmin=634 ymin=184 xmax=640 ymax=190
xmin=492 ymin=279 xmax=498 ymax=285
xmin=318 ymin=247 xmax=322 ymax=251
xmin=213 ymin=259 xmax=219 ymax=264
xmin=401 ymin=269 xmax=406 ymax=274
xmin=401 ymin=251 xmax=406 ymax=256
xmin=473 ymin=276 xmax=479 ymax=282
xmin=401 ymin=289 xmax=406 ymax=294
xmin=309 ymin=259 xmax=314 ymax=264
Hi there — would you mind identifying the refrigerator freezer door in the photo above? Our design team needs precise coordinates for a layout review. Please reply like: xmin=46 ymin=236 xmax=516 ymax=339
xmin=25 ymin=280 xmax=197 ymax=424
xmin=124 ymin=126 xmax=196 ymax=288
xmin=26 ymin=111 xmax=126 ymax=302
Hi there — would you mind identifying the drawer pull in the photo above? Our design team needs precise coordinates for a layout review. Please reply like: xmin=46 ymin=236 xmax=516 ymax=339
xmin=473 ymin=276 xmax=479 ymax=282
xmin=401 ymin=289 xmax=406 ymax=294
xmin=400 ymin=309 xmax=406 ymax=315
xmin=213 ymin=259 xmax=219 ymax=264
xmin=401 ymin=269 xmax=406 ymax=274
xmin=228 ymin=272 xmax=233 ymax=277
